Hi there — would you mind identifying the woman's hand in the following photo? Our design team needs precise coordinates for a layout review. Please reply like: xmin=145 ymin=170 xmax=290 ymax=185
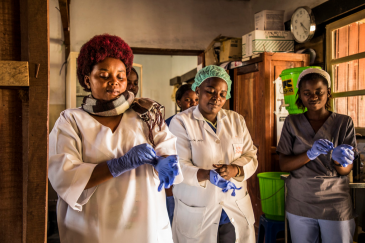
xmin=209 ymin=170 xmax=241 ymax=196
xmin=107 ymin=143 xmax=157 ymax=178
xmin=154 ymin=155 xmax=179 ymax=192
xmin=213 ymin=164 xmax=238 ymax=180
xmin=307 ymin=139 xmax=334 ymax=160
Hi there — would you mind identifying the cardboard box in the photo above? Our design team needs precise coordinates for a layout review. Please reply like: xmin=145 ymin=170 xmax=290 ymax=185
xmin=242 ymin=30 xmax=294 ymax=60
xmin=205 ymin=35 xmax=241 ymax=66
xmin=219 ymin=38 xmax=242 ymax=63
xmin=255 ymin=10 xmax=285 ymax=30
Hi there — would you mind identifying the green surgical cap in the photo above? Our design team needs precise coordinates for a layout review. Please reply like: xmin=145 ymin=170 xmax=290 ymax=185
xmin=192 ymin=65 xmax=232 ymax=99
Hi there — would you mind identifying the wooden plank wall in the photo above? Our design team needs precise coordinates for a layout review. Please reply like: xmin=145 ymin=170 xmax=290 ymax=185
xmin=333 ymin=21 xmax=365 ymax=127
xmin=0 ymin=0 xmax=24 ymax=242
xmin=0 ymin=0 xmax=49 ymax=242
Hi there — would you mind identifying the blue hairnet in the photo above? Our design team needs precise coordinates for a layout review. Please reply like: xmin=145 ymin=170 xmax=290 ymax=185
xmin=192 ymin=65 xmax=232 ymax=99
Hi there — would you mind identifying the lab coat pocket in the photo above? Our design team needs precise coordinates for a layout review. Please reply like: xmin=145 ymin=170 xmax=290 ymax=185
xmin=176 ymin=199 xmax=206 ymax=238
xmin=232 ymin=143 xmax=244 ymax=160
xmin=236 ymin=193 xmax=255 ymax=226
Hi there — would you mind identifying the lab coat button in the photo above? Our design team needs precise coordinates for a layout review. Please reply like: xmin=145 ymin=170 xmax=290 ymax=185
xmin=216 ymin=140 xmax=220 ymax=144
xmin=219 ymin=201 xmax=224 ymax=205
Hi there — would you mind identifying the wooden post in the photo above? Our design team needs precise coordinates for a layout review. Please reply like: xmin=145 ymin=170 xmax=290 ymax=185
xmin=20 ymin=0 xmax=50 ymax=242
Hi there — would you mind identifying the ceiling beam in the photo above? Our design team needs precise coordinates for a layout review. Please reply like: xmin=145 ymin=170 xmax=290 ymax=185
xmin=58 ymin=0 xmax=70 ymax=58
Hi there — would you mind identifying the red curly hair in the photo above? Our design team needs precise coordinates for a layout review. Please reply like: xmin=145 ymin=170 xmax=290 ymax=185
xmin=77 ymin=34 xmax=134 ymax=92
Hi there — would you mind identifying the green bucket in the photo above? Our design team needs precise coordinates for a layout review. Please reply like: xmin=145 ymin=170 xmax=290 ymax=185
xmin=257 ymin=172 xmax=289 ymax=221
xmin=279 ymin=66 xmax=322 ymax=114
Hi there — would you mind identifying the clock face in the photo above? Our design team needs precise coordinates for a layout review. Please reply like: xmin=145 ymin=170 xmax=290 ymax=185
xmin=291 ymin=8 xmax=312 ymax=43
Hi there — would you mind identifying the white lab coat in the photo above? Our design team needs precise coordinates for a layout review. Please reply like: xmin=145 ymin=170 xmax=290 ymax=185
xmin=169 ymin=106 xmax=258 ymax=243
xmin=48 ymin=108 xmax=183 ymax=243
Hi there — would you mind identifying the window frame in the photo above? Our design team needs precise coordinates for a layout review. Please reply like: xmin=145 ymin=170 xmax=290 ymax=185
xmin=326 ymin=8 xmax=365 ymax=133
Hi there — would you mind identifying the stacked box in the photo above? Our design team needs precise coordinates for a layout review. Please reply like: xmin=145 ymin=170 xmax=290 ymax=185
xmin=255 ymin=10 xmax=285 ymax=31
xmin=242 ymin=30 xmax=294 ymax=60
xmin=219 ymin=38 xmax=242 ymax=63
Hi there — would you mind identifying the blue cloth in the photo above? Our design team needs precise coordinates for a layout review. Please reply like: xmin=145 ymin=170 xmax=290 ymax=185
xmin=286 ymin=212 xmax=355 ymax=243
xmin=219 ymin=210 xmax=231 ymax=225
xmin=166 ymin=196 xmax=175 ymax=226
xmin=165 ymin=115 xmax=175 ymax=127
xmin=205 ymin=119 xmax=230 ymax=226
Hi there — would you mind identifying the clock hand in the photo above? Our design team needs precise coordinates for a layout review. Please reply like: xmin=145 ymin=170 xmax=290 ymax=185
xmin=300 ymin=22 xmax=308 ymax=32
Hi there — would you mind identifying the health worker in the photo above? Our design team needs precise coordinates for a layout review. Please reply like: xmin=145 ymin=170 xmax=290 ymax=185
xmin=277 ymin=68 xmax=357 ymax=243
xmin=169 ymin=65 xmax=258 ymax=243
xmin=48 ymin=34 xmax=183 ymax=243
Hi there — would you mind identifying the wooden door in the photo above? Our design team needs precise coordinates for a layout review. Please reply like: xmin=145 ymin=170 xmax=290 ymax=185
xmin=233 ymin=63 xmax=263 ymax=227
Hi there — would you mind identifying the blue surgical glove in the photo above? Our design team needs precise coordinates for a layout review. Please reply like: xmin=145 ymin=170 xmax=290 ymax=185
xmin=154 ymin=155 xmax=180 ymax=192
xmin=107 ymin=143 xmax=157 ymax=177
xmin=307 ymin=139 xmax=334 ymax=160
xmin=332 ymin=144 xmax=354 ymax=167
xmin=209 ymin=170 xmax=242 ymax=196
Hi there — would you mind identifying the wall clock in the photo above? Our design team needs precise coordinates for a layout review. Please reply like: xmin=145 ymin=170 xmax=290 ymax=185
xmin=290 ymin=6 xmax=316 ymax=43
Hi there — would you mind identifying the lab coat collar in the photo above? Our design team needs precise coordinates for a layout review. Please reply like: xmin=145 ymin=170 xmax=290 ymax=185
xmin=192 ymin=105 xmax=228 ymax=122
xmin=193 ymin=105 xmax=227 ymax=137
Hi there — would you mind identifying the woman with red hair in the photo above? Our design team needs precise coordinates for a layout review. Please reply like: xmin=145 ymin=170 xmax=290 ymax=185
xmin=48 ymin=34 xmax=182 ymax=243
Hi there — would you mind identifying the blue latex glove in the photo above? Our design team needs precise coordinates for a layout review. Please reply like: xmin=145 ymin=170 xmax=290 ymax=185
xmin=154 ymin=155 xmax=180 ymax=192
xmin=209 ymin=170 xmax=242 ymax=196
xmin=166 ymin=196 xmax=175 ymax=226
xmin=332 ymin=144 xmax=354 ymax=167
xmin=307 ymin=139 xmax=334 ymax=160
xmin=107 ymin=143 xmax=157 ymax=177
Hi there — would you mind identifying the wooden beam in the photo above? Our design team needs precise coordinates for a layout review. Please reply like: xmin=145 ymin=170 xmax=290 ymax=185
xmin=21 ymin=0 xmax=49 ymax=242
xmin=58 ymin=0 xmax=70 ymax=58
xmin=0 ymin=61 xmax=29 ymax=86
xmin=180 ymin=68 xmax=197 ymax=83
xmin=131 ymin=47 xmax=204 ymax=56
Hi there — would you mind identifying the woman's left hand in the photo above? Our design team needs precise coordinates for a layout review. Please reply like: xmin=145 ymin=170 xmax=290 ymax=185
xmin=213 ymin=164 xmax=238 ymax=180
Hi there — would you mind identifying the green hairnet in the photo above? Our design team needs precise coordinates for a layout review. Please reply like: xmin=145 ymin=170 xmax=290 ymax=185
xmin=192 ymin=65 xmax=232 ymax=99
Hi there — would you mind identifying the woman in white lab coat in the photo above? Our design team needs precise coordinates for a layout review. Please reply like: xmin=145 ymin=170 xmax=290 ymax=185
xmin=48 ymin=34 xmax=182 ymax=243
xmin=169 ymin=65 xmax=258 ymax=243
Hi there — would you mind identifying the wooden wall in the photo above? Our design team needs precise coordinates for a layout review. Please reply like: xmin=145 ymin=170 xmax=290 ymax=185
xmin=0 ymin=1 xmax=25 ymax=242
xmin=0 ymin=0 xmax=49 ymax=242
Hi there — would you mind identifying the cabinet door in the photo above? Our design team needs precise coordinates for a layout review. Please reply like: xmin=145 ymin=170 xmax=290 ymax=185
xmin=233 ymin=71 xmax=256 ymax=141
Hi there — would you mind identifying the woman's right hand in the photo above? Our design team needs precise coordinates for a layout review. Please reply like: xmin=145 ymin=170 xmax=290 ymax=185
xmin=107 ymin=143 xmax=157 ymax=177
xmin=209 ymin=170 xmax=241 ymax=196
xmin=307 ymin=139 xmax=334 ymax=160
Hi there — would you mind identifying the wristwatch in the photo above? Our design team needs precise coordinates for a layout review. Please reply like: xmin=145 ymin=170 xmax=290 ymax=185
xmin=234 ymin=165 xmax=241 ymax=177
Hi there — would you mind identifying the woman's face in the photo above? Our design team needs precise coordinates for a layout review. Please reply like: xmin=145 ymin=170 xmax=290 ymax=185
xmin=196 ymin=77 xmax=227 ymax=116
xmin=127 ymin=70 xmax=139 ymax=96
xmin=84 ymin=57 xmax=127 ymax=102
xmin=299 ymin=78 xmax=330 ymax=112
xmin=177 ymin=90 xmax=199 ymax=111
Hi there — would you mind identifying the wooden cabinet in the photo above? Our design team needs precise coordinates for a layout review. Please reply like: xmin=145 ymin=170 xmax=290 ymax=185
xmin=231 ymin=53 xmax=309 ymax=227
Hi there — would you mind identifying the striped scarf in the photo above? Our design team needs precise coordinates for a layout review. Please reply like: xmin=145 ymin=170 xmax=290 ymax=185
xmin=82 ymin=91 xmax=165 ymax=147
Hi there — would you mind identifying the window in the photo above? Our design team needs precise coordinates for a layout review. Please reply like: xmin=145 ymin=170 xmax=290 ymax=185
xmin=326 ymin=9 xmax=365 ymax=133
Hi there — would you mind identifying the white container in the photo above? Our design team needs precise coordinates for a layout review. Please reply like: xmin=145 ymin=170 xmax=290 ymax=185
xmin=242 ymin=30 xmax=294 ymax=60
xmin=273 ymin=77 xmax=289 ymax=145
xmin=255 ymin=10 xmax=285 ymax=31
